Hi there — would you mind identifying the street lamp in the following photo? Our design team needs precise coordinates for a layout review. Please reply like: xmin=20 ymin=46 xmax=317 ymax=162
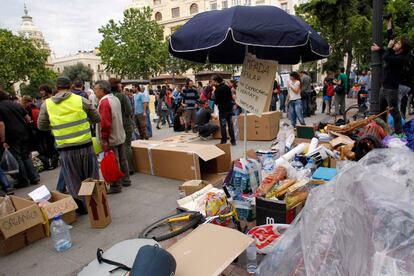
xmin=370 ymin=0 xmax=383 ymax=114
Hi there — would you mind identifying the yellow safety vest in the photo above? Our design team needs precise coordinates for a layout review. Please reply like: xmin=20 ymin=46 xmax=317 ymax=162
xmin=45 ymin=94 xmax=91 ymax=148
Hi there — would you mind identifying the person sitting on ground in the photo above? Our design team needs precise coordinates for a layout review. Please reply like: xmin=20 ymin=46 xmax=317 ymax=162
xmin=173 ymin=107 xmax=186 ymax=132
xmin=196 ymin=100 xmax=219 ymax=140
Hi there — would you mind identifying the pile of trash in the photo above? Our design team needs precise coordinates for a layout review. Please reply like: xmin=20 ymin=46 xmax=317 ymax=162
xmin=258 ymin=148 xmax=414 ymax=275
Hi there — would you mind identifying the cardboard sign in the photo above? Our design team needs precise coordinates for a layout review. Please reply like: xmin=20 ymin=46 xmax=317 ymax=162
xmin=78 ymin=179 xmax=111 ymax=229
xmin=167 ymin=224 xmax=253 ymax=276
xmin=41 ymin=192 xmax=78 ymax=223
xmin=236 ymin=54 xmax=278 ymax=117
xmin=0 ymin=196 xmax=43 ymax=239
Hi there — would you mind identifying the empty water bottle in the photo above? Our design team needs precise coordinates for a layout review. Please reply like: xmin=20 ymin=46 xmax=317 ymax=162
xmin=246 ymin=236 xmax=257 ymax=274
xmin=50 ymin=215 xmax=72 ymax=252
xmin=291 ymin=155 xmax=304 ymax=170
xmin=305 ymin=158 xmax=317 ymax=175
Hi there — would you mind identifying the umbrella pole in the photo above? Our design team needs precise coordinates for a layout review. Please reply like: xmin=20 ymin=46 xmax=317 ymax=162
xmin=243 ymin=109 xmax=247 ymax=159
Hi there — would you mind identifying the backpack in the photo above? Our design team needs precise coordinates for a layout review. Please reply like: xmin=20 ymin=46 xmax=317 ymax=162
xmin=326 ymin=83 xmax=334 ymax=97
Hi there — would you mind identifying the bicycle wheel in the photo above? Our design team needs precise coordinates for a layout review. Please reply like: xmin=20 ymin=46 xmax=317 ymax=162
xmin=344 ymin=105 xmax=365 ymax=122
xmin=139 ymin=211 xmax=203 ymax=242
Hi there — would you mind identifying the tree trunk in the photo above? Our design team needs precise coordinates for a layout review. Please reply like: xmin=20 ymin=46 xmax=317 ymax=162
xmin=346 ymin=49 xmax=353 ymax=75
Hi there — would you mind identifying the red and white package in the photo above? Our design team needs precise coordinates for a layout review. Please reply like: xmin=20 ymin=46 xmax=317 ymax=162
xmin=248 ymin=224 xmax=289 ymax=254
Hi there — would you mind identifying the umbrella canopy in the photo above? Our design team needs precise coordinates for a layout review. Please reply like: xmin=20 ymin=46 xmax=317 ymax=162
xmin=169 ymin=5 xmax=330 ymax=65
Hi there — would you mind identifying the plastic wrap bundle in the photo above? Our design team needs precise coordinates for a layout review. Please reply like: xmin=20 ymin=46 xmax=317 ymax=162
xmin=259 ymin=148 xmax=414 ymax=276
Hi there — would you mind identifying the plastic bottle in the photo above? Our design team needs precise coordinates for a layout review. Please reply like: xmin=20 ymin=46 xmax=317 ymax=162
xmin=246 ymin=237 xmax=257 ymax=274
xmin=233 ymin=171 xmax=243 ymax=199
xmin=305 ymin=158 xmax=317 ymax=175
xmin=50 ymin=215 xmax=72 ymax=252
xmin=291 ymin=155 xmax=304 ymax=170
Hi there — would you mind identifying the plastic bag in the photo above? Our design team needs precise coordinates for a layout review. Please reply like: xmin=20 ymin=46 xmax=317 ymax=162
xmin=204 ymin=192 xmax=232 ymax=226
xmin=100 ymin=151 xmax=124 ymax=183
xmin=256 ymin=166 xmax=287 ymax=196
xmin=258 ymin=148 xmax=414 ymax=276
xmin=248 ymin=224 xmax=289 ymax=254
xmin=0 ymin=196 xmax=15 ymax=217
xmin=0 ymin=148 xmax=19 ymax=175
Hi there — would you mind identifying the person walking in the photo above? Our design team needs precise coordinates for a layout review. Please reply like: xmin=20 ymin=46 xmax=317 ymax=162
xmin=182 ymin=80 xmax=199 ymax=132
xmin=286 ymin=72 xmax=306 ymax=128
xmin=144 ymin=86 xmax=153 ymax=138
xmin=38 ymin=76 xmax=100 ymax=214
xmin=156 ymin=89 xmax=171 ymax=129
xmin=108 ymin=78 xmax=134 ymax=175
xmin=212 ymin=75 xmax=236 ymax=145
xmin=0 ymin=90 xmax=40 ymax=188
xmin=333 ymin=68 xmax=348 ymax=115
xmin=300 ymin=71 xmax=312 ymax=117
xmin=95 ymin=80 xmax=131 ymax=193
xmin=322 ymin=73 xmax=334 ymax=114
xmin=133 ymin=85 xmax=148 ymax=139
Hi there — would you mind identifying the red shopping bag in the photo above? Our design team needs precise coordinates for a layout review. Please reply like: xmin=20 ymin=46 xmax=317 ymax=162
xmin=101 ymin=151 xmax=124 ymax=183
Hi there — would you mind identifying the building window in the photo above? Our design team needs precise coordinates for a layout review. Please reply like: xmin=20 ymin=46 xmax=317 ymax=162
xmin=98 ymin=64 xmax=101 ymax=71
xmin=232 ymin=0 xmax=241 ymax=5
xmin=190 ymin=3 xmax=198 ymax=14
xmin=155 ymin=12 xmax=162 ymax=21
xmin=57 ymin=68 xmax=61 ymax=73
xmin=222 ymin=1 xmax=228 ymax=8
xmin=154 ymin=0 xmax=161 ymax=5
xmin=244 ymin=0 xmax=251 ymax=5
xmin=87 ymin=64 xmax=91 ymax=69
xmin=172 ymin=7 xmax=180 ymax=18
xmin=256 ymin=0 xmax=265 ymax=3
xmin=210 ymin=1 xmax=217 ymax=10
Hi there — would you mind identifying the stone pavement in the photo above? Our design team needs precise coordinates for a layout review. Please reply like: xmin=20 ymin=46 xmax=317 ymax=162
xmin=0 ymin=99 xmax=356 ymax=276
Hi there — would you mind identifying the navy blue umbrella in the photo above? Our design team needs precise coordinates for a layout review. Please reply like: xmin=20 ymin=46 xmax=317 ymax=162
xmin=169 ymin=5 xmax=330 ymax=64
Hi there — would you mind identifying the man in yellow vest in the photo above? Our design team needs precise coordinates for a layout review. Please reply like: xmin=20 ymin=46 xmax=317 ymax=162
xmin=38 ymin=76 xmax=101 ymax=214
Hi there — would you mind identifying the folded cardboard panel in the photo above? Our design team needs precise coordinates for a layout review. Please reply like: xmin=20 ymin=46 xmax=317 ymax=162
xmin=167 ymin=224 xmax=253 ymax=276
xmin=41 ymin=192 xmax=78 ymax=224
xmin=238 ymin=111 xmax=281 ymax=141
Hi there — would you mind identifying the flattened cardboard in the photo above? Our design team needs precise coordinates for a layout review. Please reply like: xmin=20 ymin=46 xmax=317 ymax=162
xmin=78 ymin=180 xmax=111 ymax=229
xmin=238 ymin=111 xmax=281 ymax=141
xmin=0 ymin=224 xmax=45 ymax=255
xmin=179 ymin=180 xmax=208 ymax=196
xmin=0 ymin=196 xmax=44 ymax=239
xmin=167 ymin=224 xmax=253 ymax=276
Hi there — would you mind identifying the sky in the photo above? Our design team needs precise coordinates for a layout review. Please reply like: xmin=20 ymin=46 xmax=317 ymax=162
xmin=0 ymin=0 xmax=127 ymax=57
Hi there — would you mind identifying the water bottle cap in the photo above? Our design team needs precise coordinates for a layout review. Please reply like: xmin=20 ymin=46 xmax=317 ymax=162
xmin=53 ymin=214 xmax=62 ymax=221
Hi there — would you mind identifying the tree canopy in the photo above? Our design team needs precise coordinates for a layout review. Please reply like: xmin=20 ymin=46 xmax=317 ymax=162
xmin=0 ymin=28 xmax=49 ymax=92
xmin=98 ymin=7 xmax=165 ymax=79
xmin=62 ymin=62 xmax=94 ymax=82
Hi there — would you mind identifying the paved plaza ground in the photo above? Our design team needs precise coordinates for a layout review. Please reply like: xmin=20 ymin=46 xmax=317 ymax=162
xmin=0 ymin=98 xmax=386 ymax=276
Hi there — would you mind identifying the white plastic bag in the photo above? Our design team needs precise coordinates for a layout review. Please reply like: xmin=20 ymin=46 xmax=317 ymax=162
xmin=0 ymin=148 xmax=19 ymax=175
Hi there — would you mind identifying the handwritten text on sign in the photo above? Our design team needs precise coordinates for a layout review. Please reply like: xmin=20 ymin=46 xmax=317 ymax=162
xmin=236 ymin=54 xmax=278 ymax=117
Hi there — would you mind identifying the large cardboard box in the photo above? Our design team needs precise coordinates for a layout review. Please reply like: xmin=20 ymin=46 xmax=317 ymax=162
xmin=78 ymin=179 xmax=111 ymax=229
xmin=238 ymin=111 xmax=281 ymax=141
xmin=132 ymin=141 xmax=231 ymax=181
xmin=167 ymin=224 xmax=252 ymax=276
xmin=0 ymin=196 xmax=45 ymax=255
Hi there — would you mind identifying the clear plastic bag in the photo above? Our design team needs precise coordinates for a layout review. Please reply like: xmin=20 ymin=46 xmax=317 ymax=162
xmin=0 ymin=196 xmax=15 ymax=217
xmin=259 ymin=148 xmax=414 ymax=276
xmin=0 ymin=148 xmax=19 ymax=175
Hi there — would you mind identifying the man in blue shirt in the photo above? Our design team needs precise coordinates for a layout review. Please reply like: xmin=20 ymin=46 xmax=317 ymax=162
xmin=133 ymin=86 xmax=148 ymax=140
xmin=182 ymin=80 xmax=199 ymax=133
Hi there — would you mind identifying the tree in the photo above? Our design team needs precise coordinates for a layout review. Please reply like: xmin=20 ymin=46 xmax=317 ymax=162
xmin=20 ymin=68 xmax=57 ymax=98
xmin=296 ymin=0 xmax=373 ymax=73
xmin=0 ymin=29 xmax=49 ymax=92
xmin=98 ymin=7 xmax=165 ymax=79
xmin=385 ymin=0 xmax=414 ymax=42
xmin=62 ymin=62 xmax=94 ymax=82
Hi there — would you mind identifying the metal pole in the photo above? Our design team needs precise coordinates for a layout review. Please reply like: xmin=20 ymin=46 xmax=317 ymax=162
xmin=370 ymin=0 xmax=383 ymax=114
xmin=243 ymin=109 xmax=247 ymax=159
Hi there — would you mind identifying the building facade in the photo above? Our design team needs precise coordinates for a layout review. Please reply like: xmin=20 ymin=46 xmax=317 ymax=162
xmin=50 ymin=49 xmax=115 ymax=82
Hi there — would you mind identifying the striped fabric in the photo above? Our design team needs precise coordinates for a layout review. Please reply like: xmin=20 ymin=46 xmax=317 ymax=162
xmin=59 ymin=145 xmax=99 ymax=200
